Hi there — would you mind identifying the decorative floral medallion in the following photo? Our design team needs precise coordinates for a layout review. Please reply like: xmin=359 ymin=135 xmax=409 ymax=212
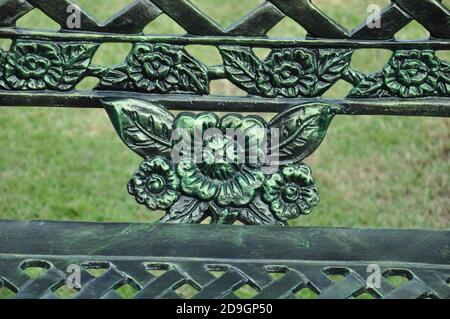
xmin=256 ymin=49 xmax=317 ymax=97
xmin=128 ymin=156 xmax=179 ymax=210
xmin=0 ymin=40 xmax=98 ymax=91
xmin=383 ymin=50 xmax=439 ymax=97
xmin=263 ymin=164 xmax=319 ymax=222
xmin=349 ymin=50 xmax=449 ymax=97
xmin=103 ymin=98 xmax=340 ymax=225
xmin=128 ymin=44 xmax=181 ymax=93
xmin=4 ymin=41 xmax=63 ymax=90
xmin=174 ymin=112 xmax=266 ymax=207
xmin=97 ymin=43 xmax=209 ymax=94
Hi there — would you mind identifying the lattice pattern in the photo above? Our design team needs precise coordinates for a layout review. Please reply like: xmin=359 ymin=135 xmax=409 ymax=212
xmin=1 ymin=220 xmax=449 ymax=299
xmin=1 ymin=258 xmax=449 ymax=299
xmin=0 ymin=0 xmax=448 ymax=38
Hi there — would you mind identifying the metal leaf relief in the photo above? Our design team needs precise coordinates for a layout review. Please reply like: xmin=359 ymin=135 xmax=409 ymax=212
xmin=97 ymin=43 xmax=209 ymax=94
xmin=0 ymin=0 xmax=448 ymax=231
xmin=348 ymin=50 xmax=450 ymax=98
xmin=437 ymin=59 xmax=450 ymax=95
xmin=2 ymin=40 xmax=98 ymax=91
xmin=100 ymin=98 xmax=336 ymax=225
xmin=314 ymin=49 xmax=353 ymax=96
xmin=219 ymin=46 xmax=261 ymax=94
xmin=102 ymin=98 xmax=174 ymax=158
xmin=269 ymin=102 xmax=341 ymax=165
xmin=219 ymin=46 xmax=352 ymax=98
xmin=0 ymin=48 xmax=6 ymax=89
xmin=57 ymin=43 xmax=100 ymax=91
xmin=160 ymin=196 xmax=210 ymax=224
xmin=238 ymin=195 xmax=285 ymax=226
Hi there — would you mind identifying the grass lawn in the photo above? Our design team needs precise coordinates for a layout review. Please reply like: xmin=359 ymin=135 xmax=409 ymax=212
xmin=0 ymin=0 xmax=448 ymax=299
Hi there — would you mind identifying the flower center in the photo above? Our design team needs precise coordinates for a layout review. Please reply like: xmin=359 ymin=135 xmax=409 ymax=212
xmin=199 ymin=135 xmax=241 ymax=181
xmin=282 ymin=184 xmax=300 ymax=203
xmin=397 ymin=60 xmax=428 ymax=86
xmin=143 ymin=56 xmax=171 ymax=79
xmin=146 ymin=174 xmax=166 ymax=194
xmin=273 ymin=63 xmax=302 ymax=87
xmin=17 ymin=55 xmax=50 ymax=79
xmin=202 ymin=135 xmax=237 ymax=164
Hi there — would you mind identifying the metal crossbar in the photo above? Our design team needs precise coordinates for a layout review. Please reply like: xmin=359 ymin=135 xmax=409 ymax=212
xmin=0 ymin=221 xmax=449 ymax=299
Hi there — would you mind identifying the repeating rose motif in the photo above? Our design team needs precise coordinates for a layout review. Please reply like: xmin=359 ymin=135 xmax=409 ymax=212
xmin=349 ymin=50 xmax=449 ymax=97
xmin=0 ymin=41 xmax=208 ymax=94
xmin=256 ymin=49 xmax=317 ymax=97
xmin=219 ymin=46 xmax=352 ymax=98
xmin=384 ymin=50 xmax=439 ymax=97
xmin=103 ymin=99 xmax=336 ymax=225
xmin=0 ymin=40 xmax=98 ymax=91
xmin=4 ymin=41 xmax=63 ymax=90
xmin=2 ymin=42 xmax=448 ymax=99
xmin=98 ymin=43 xmax=209 ymax=94
xmin=262 ymin=164 xmax=319 ymax=222
xmin=174 ymin=112 xmax=266 ymax=207
xmin=128 ymin=44 xmax=181 ymax=93
xmin=128 ymin=157 xmax=179 ymax=210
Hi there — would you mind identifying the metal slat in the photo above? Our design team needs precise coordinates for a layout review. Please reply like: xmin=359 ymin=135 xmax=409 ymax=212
xmin=0 ymin=221 xmax=448 ymax=299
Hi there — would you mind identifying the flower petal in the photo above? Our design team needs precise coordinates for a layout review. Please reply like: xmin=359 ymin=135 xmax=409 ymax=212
xmin=181 ymin=172 xmax=216 ymax=201
xmin=177 ymin=159 xmax=197 ymax=178
xmin=216 ymin=181 xmax=234 ymax=206
xmin=155 ymin=189 xmax=179 ymax=209
xmin=270 ymin=199 xmax=284 ymax=217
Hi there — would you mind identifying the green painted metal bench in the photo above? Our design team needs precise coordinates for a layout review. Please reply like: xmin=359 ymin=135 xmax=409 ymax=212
xmin=0 ymin=0 xmax=449 ymax=299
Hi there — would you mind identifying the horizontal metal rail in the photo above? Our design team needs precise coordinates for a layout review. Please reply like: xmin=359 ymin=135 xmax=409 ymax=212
xmin=0 ymin=221 xmax=449 ymax=299
xmin=0 ymin=28 xmax=449 ymax=49
xmin=0 ymin=91 xmax=449 ymax=117
xmin=0 ymin=220 xmax=449 ymax=264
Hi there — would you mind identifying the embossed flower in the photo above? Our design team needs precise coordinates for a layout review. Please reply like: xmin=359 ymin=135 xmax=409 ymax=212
xmin=383 ymin=50 xmax=440 ymax=97
xmin=256 ymin=49 xmax=317 ymax=97
xmin=4 ymin=41 xmax=63 ymax=90
xmin=174 ymin=112 xmax=266 ymax=207
xmin=127 ymin=44 xmax=180 ymax=93
xmin=128 ymin=156 xmax=179 ymax=210
xmin=262 ymin=164 xmax=319 ymax=222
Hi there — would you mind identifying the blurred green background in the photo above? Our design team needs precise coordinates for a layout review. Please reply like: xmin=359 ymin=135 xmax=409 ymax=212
xmin=0 ymin=0 xmax=448 ymax=231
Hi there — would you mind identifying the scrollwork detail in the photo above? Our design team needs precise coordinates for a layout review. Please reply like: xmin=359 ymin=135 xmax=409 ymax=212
xmin=1 ymin=41 xmax=447 ymax=99
xmin=102 ymin=98 xmax=337 ymax=225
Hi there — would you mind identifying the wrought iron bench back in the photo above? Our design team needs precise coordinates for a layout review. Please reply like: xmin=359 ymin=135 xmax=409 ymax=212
xmin=0 ymin=0 xmax=448 ymax=299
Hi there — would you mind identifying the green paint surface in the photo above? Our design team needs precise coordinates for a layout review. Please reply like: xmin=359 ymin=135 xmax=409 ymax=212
xmin=0 ymin=0 xmax=448 ymax=228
